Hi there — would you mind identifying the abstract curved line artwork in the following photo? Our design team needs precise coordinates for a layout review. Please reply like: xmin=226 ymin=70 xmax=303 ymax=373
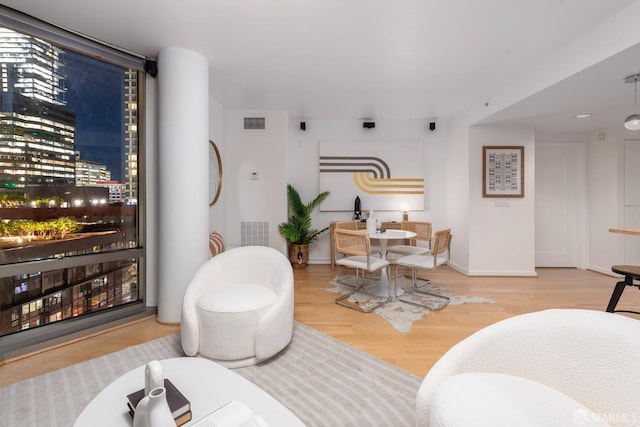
xmin=354 ymin=172 xmax=424 ymax=194
xmin=319 ymin=156 xmax=391 ymax=178
xmin=319 ymin=141 xmax=425 ymax=211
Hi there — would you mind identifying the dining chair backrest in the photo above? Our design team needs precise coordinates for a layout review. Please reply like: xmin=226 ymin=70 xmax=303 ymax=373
xmin=335 ymin=220 xmax=360 ymax=231
xmin=401 ymin=221 xmax=432 ymax=246
xmin=334 ymin=228 xmax=372 ymax=258
xmin=431 ymin=228 xmax=452 ymax=258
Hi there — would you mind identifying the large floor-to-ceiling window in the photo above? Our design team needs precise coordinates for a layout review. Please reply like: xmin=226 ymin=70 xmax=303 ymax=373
xmin=0 ymin=8 xmax=146 ymax=354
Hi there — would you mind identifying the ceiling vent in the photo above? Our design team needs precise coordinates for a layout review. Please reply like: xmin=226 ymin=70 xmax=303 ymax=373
xmin=243 ymin=117 xmax=266 ymax=130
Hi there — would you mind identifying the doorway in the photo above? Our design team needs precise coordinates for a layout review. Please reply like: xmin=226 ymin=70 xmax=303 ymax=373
xmin=535 ymin=142 xmax=585 ymax=267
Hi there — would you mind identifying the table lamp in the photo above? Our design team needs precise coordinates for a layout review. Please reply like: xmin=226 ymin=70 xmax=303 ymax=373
xmin=401 ymin=204 xmax=410 ymax=221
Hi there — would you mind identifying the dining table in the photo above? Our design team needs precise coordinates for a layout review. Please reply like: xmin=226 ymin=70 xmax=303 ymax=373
xmin=367 ymin=229 xmax=417 ymax=298
xmin=609 ymin=228 xmax=640 ymax=236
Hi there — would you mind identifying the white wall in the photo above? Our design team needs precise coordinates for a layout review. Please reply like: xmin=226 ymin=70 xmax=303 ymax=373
xmin=468 ymin=126 xmax=537 ymax=276
xmin=586 ymin=127 xmax=621 ymax=274
xmin=287 ymin=119 xmax=449 ymax=264
xmin=445 ymin=116 xmax=471 ymax=274
xmin=223 ymin=109 xmax=289 ymax=254
xmin=205 ymin=108 xmax=631 ymax=277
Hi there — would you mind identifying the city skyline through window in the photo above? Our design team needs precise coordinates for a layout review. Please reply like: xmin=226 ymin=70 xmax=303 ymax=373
xmin=0 ymin=25 xmax=145 ymax=341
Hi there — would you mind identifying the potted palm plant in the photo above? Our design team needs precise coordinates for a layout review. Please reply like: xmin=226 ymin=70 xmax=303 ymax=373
xmin=278 ymin=184 xmax=330 ymax=268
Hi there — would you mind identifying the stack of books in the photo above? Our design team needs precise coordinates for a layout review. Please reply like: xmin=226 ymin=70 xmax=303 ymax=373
xmin=127 ymin=378 xmax=192 ymax=426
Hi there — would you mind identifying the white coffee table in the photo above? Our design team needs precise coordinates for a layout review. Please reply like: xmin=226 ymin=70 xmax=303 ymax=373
xmin=73 ymin=357 xmax=304 ymax=427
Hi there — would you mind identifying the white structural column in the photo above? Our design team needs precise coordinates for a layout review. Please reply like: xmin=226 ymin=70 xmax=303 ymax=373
xmin=157 ymin=47 xmax=209 ymax=323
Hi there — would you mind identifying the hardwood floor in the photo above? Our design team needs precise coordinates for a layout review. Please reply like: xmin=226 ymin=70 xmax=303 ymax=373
xmin=1 ymin=264 xmax=637 ymax=387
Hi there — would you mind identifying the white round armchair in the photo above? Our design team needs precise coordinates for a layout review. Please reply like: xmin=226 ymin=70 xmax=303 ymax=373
xmin=181 ymin=246 xmax=294 ymax=368
xmin=417 ymin=309 xmax=640 ymax=427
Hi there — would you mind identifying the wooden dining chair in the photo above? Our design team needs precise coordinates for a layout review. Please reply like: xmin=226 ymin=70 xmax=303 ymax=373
xmin=334 ymin=220 xmax=382 ymax=255
xmin=386 ymin=221 xmax=432 ymax=261
xmin=333 ymin=220 xmax=382 ymax=286
xmin=393 ymin=228 xmax=452 ymax=310
xmin=386 ymin=221 xmax=432 ymax=285
xmin=333 ymin=228 xmax=390 ymax=312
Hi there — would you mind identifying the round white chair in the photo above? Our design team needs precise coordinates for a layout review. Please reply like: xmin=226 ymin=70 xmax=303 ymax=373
xmin=181 ymin=246 xmax=294 ymax=368
xmin=416 ymin=309 xmax=640 ymax=427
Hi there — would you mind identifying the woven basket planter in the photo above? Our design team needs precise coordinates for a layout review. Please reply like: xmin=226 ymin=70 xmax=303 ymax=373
xmin=289 ymin=244 xmax=309 ymax=268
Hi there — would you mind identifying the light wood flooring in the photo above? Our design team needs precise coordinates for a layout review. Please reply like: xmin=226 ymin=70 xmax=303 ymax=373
xmin=1 ymin=264 xmax=638 ymax=387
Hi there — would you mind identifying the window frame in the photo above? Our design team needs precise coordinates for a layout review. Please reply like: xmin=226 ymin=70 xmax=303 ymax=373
xmin=0 ymin=5 xmax=150 ymax=358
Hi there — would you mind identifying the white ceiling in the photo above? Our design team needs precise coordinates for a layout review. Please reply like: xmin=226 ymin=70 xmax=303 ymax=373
xmin=4 ymin=0 xmax=640 ymax=132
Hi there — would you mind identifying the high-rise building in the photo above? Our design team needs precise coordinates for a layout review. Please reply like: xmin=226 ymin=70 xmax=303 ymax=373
xmin=96 ymin=180 xmax=126 ymax=204
xmin=75 ymin=153 xmax=111 ymax=186
xmin=123 ymin=69 xmax=137 ymax=204
xmin=0 ymin=28 xmax=76 ymax=192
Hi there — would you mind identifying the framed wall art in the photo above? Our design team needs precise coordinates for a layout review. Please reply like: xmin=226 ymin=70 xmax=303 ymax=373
xmin=482 ymin=146 xmax=524 ymax=198
xmin=319 ymin=140 xmax=425 ymax=211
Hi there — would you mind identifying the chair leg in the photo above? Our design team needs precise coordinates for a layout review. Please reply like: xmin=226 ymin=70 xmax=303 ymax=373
xmin=336 ymin=270 xmax=380 ymax=288
xmin=607 ymin=275 xmax=640 ymax=315
xmin=335 ymin=270 xmax=390 ymax=313
xmin=394 ymin=264 xmax=430 ymax=287
xmin=398 ymin=267 xmax=450 ymax=311
xmin=606 ymin=280 xmax=627 ymax=312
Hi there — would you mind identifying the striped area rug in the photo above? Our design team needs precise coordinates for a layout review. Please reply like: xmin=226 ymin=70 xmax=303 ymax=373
xmin=0 ymin=321 xmax=421 ymax=427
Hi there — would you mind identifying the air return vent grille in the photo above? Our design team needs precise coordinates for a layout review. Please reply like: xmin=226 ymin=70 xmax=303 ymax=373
xmin=241 ymin=221 xmax=269 ymax=246
xmin=243 ymin=117 xmax=266 ymax=130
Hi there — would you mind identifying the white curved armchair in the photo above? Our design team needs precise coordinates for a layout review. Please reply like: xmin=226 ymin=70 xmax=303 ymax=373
xmin=181 ymin=246 xmax=294 ymax=368
xmin=417 ymin=309 xmax=640 ymax=427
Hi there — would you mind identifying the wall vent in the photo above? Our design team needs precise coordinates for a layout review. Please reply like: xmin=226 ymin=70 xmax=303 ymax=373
xmin=241 ymin=221 xmax=269 ymax=246
xmin=243 ymin=117 xmax=266 ymax=130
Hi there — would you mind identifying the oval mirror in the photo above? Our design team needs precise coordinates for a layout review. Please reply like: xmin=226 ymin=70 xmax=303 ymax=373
xmin=209 ymin=140 xmax=222 ymax=206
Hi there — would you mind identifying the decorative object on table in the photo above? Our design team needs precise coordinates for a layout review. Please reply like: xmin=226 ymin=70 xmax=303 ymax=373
xmin=366 ymin=209 xmax=377 ymax=234
xmin=482 ymin=146 xmax=524 ymax=198
xmin=401 ymin=204 xmax=410 ymax=221
xmin=327 ymin=275 xmax=495 ymax=333
xmin=416 ymin=309 xmax=640 ymax=427
xmin=145 ymin=360 xmax=163 ymax=395
xmin=181 ymin=246 xmax=294 ymax=367
xmin=132 ymin=386 xmax=174 ymax=427
xmin=128 ymin=378 xmax=192 ymax=426
xmin=352 ymin=195 xmax=362 ymax=220
xmin=278 ymin=184 xmax=330 ymax=268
